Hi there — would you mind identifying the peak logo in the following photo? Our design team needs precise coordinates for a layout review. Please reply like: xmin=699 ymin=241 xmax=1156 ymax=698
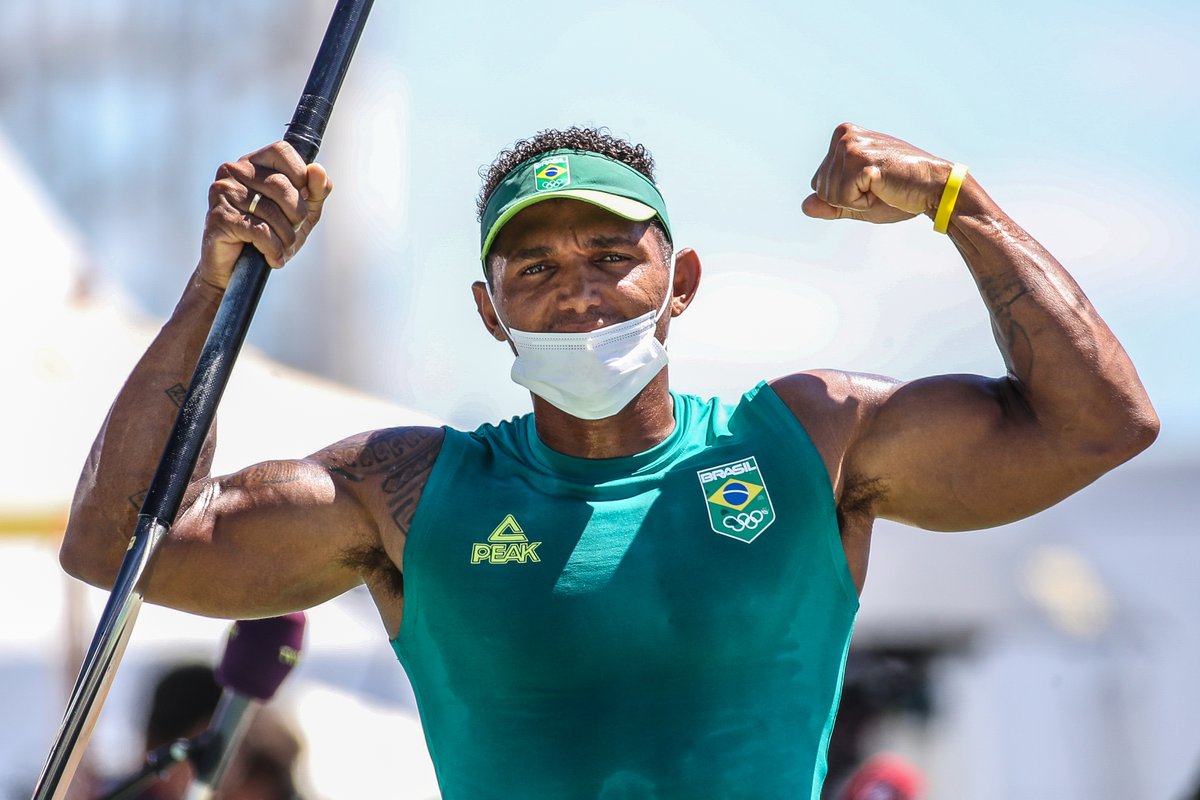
xmin=471 ymin=514 xmax=543 ymax=565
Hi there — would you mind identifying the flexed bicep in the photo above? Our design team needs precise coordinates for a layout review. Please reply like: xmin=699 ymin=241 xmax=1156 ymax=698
xmin=845 ymin=372 xmax=1097 ymax=532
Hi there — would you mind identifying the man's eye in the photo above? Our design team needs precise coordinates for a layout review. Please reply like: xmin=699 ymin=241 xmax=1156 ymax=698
xmin=521 ymin=264 xmax=547 ymax=275
xmin=598 ymin=253 xmax=628 ymax=263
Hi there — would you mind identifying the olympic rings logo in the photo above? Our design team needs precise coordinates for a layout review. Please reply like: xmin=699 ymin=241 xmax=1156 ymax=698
xmin=722 ymin=509 xmax=769 ymax=532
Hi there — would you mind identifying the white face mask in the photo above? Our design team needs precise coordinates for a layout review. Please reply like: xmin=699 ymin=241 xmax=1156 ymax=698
xmin=487 ymin=260 xmax=675 ymax=420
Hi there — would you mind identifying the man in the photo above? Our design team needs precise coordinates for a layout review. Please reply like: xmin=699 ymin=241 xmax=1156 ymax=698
xmin=61 ymin=123 xmax=1158 ymax=799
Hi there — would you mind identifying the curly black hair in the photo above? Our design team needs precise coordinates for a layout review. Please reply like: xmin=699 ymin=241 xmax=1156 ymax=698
xmin=476 ymin=127 xmax=671 ymax=276
xmin=476 ymin=126 xmax=658 ymax=221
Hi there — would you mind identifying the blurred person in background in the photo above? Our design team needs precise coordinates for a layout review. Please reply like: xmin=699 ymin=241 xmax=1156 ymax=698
xmin=60 ymin=122 xmax=1158 ymax=797
xmin=98 ymin=663 xmax=302 ymax=800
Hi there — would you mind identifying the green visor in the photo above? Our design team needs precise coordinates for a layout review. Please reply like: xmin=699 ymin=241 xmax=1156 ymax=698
xmin=479 ymin=148 xmax=672 ymax=270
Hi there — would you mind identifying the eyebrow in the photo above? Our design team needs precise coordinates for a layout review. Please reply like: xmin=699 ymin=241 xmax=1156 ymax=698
xmin=585 ymin=234 xmax=641 ymax=249
xmin=510 ymin=245 xmax=553 ymax=262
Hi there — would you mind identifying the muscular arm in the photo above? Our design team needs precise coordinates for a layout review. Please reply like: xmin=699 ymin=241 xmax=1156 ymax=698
xmin=783 ymin=124 xmax=1159 ymax=532
xmin=64 ymin=416 xmax=442 ymax=619
xmin=58 ymin=141 xmax=442 ymax=620
xmin=58 ymin=266 xmax=382 ymax=617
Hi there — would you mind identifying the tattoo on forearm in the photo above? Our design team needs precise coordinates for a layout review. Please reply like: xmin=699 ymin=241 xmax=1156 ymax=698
xmin=164 ymin=383 xmax=187 ymax=408
xmin=991 ymin=315 xmax=1034 ymax=377
xmin=127 ymin=489 xmax=149 ymax=511
xmin=979 ymin=273 xmax=1035 ymax=376
xmin=979 ymin=272 xmax=1030 ymax=314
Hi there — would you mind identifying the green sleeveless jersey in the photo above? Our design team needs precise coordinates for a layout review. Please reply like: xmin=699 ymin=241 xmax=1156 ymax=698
xmin=391 ymin=383 xmax=858 ymax=799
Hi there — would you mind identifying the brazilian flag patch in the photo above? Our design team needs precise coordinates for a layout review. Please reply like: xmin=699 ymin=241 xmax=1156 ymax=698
xmin=534 ymin=156 xmax=571 ymax=191
xmin=696 ymin=456 xmax=776 ymax=542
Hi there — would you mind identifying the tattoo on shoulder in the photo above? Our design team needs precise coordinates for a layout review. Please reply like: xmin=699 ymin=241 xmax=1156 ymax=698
xmin=327 ymin=465 xmax=364 ymax=483
xmin=314 ymin=428 xmax=444 ymax=535
xmin=230 ymin=462 xmax=310 ymax=488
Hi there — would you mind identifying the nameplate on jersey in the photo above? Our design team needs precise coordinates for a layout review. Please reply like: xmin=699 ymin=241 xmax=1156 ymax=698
xmin=696 ymin=456 xmax=776 ymax=542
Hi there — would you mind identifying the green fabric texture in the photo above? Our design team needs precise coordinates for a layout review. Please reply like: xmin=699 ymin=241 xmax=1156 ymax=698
xmin=479 ymin=148 xmax=673 ymax=267
xmin=392 ymin=383 xmax=858 ymax=799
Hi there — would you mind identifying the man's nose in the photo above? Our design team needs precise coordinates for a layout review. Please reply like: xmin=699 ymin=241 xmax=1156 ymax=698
xmin=555 ymin=263 xmax=603 ymax=314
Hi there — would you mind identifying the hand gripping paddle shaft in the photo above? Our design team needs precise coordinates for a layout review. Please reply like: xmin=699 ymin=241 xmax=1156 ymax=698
xmin=32 ymin=3 xmax=374 ymax=797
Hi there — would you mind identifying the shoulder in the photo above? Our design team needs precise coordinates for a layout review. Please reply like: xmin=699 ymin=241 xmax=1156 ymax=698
xmin=766 ymin=370 xmax=898 ymax=498
xmin=307 ymin=426 xmax=446 ymax=480
xmin=304 ymin=426 xmax=447 ymax=521
xmin=767 ymin=370 xmax=898 ymax=441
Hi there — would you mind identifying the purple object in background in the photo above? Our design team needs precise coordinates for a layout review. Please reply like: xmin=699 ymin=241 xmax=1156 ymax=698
xmin=214 ymin=613 xmax=306 ymax=701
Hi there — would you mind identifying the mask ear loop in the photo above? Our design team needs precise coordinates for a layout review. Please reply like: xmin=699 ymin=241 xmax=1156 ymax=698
xmin=484 ymin=279 xmax=517 ymax=344
xmin=655 ymin=251 xmax=677 ymax=323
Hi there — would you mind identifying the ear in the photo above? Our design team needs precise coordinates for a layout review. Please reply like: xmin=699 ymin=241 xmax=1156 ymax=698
xmin=471 ymin=280 xmax=509 ymax=343
xmin=668 ymin=248 xmax=702 ymax=317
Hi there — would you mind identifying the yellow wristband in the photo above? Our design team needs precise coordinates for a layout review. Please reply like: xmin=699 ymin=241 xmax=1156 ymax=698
xmin=932 ymin=162 xmax=968 ymax=234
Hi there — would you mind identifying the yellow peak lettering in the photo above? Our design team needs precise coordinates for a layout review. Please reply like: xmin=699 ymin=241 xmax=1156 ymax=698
xmin=471 ymin=515 xmax=543 ymax=565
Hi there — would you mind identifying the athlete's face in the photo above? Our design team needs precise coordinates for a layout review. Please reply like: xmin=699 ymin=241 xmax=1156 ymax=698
xmin=473 ymin=199 xmax=678 ymax=340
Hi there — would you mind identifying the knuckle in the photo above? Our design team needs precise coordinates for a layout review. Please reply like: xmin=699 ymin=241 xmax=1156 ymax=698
xmin=212 ymin=202 xmax=239 ymax=225
xmin=209 ymin=176 xmax=240 ymax=199
xmin=270 ymin=140 xmax=302 ymax=167
xmin=227 ymin=159 xmax=255 ymax=181
xmin=263 ymin=171 xmax=296 ymax=197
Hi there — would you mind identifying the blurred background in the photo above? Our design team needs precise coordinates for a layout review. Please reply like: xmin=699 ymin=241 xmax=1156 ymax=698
xmin=1 ymin=0 xmax=1197 ymax=797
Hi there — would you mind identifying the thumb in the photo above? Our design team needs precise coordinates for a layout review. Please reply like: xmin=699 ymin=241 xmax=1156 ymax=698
xmin=294 ymin=163 xmax=333 ymax=241
xmin=304 ymin=162 xmax=333 ymax=207
xmin=802 ymin=193 xmax=845 ymax=220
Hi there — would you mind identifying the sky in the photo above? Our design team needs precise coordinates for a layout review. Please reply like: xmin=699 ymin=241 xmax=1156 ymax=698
xmin=1 ymin=0 xmax=1196 ymax=458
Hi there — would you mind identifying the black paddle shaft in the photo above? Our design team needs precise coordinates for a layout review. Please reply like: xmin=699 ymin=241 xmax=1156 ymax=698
xmin=144 ymin=0 xmax=374 ymax=521
xmin=31 ymin=3 xmax=374 ymax=797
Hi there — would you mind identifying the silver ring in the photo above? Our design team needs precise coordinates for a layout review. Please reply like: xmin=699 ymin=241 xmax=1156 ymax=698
xmin=247 ymin=192 xmax=262 ymax=215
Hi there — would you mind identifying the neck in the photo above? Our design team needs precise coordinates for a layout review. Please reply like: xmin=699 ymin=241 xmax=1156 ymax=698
xmin=531 ymin=371 xmax=676 ymax=459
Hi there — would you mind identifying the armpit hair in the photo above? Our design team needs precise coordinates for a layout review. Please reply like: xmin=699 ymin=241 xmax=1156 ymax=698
xmin=338 ymin=543 xmax=403 ymax=598
xmin=837 ymin=475 xmax=888 ymax=531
